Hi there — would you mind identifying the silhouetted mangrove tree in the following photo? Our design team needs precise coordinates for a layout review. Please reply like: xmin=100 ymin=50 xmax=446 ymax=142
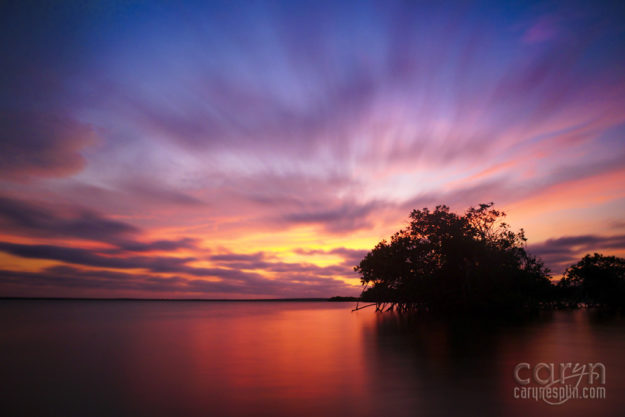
xmin=355 ymin=203 xmax=625 ymax=314
xmin=557 ymin=253 xmax=625 ymax=310
xmin=354 ymin=203 xmax=553 ymax=313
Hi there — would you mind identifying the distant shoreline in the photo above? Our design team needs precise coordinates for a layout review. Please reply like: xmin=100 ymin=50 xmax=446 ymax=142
xmin=0 ymin=296 xmax=359 ymax=302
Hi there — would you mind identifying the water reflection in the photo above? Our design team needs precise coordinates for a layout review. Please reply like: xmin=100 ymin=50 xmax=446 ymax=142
xmin=363 ymin=310 xmax=625 ymax=417
xmin=1 ymin=301 xmax=624 ymax=417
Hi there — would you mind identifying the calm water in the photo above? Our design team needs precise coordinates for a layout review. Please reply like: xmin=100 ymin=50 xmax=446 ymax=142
xmin=1 ymin=300 xmax=624 ymax=417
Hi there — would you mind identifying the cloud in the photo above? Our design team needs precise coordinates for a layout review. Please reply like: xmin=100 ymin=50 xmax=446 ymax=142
xmin=121 ymin=180 xmax=205 ymax=206
xmin=522 ymin=15 xmax=560 ymax=44
xmin=210 ymin=252 xmax=268 ymax=263
xmin=0 ymin=111 xmax=96 ymax=181
xmin=294 ymin=247 xmax=368 ymax=267
xmin=0 ymin=241 xmax=360 ymax=285
xmin=0 ymin=241 xmax=190 ymax=271
xmin=611 ymin=220 xmax=625 ymax=230
xmin=0 ymin=241 xmax=246 ymax=278
xmin=1 ymin=1 xmax=624 ymax=298
xmin=281 ymin=200 xmax=382 ymax=233
xmin=0 ymin=196 xmax=137 ymax=240
xmin=0 ymin=195 xmax=198 ymax=252
xmin=209 ymin=249 xmax=360 ymax=278
xmin=528 ymin=234 xmax=625 ymax=274
xmin=0 ymin=266 xmax=187 ymax=292
xmin=110 ymin=237 xmax=199 ymax=253
xmin=0 ymin=264 xmax=358 ymax=298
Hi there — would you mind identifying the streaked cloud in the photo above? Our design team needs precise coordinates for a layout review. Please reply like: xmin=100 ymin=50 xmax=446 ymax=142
xmin=0 ymin=112 xmax=96 ymax=181
xmin=529 ymin=234 xmax=625 ymax=274
xmin=1 ymin=0 xmax=624 ymax=297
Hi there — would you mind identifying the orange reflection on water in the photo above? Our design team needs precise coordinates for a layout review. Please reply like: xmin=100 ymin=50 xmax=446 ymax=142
xmin=2 ymin=301 xmax=625 ymax=417
xmin=117 ymin=302 xmax=377 ymax=417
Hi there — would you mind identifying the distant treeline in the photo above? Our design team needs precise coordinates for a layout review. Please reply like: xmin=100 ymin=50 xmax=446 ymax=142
xmin=353 ymin=204 xmax=625 ymax=313
xmin=328 ymin=296 xmax=360 ymax=302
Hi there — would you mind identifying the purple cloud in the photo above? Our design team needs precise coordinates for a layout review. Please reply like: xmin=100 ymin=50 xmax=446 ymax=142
xmin=1 ymin=1 xmax=624 ymax=298
xmin=0 ymin=263 xmax=357 ymax=298
xmin=528 ymin=234 xmax=625 ymax=274
xmin=0 ymin=195 xmax=200 ymax=253
xmin=522 ymin=16 xmax=560 ymax=44
xmin=0 ymin=112 xmax=96 ymax=181
xmin=0 ymin=196 xmax=138 ymax=241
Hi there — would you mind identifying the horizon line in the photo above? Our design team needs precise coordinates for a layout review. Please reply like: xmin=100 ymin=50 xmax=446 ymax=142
xmin=0 ymin=296 xmax=360 ymax=302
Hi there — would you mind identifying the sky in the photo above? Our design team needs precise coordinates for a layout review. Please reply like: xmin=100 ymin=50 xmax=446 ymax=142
xmin=1 ymin=0 xmax=624 ymax=298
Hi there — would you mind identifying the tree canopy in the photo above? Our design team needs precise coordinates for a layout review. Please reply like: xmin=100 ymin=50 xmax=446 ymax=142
xmin=557 ymin=253 xmax=625 ymax=309
xmin=355 ymin=203 xmax=552 ymax=313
